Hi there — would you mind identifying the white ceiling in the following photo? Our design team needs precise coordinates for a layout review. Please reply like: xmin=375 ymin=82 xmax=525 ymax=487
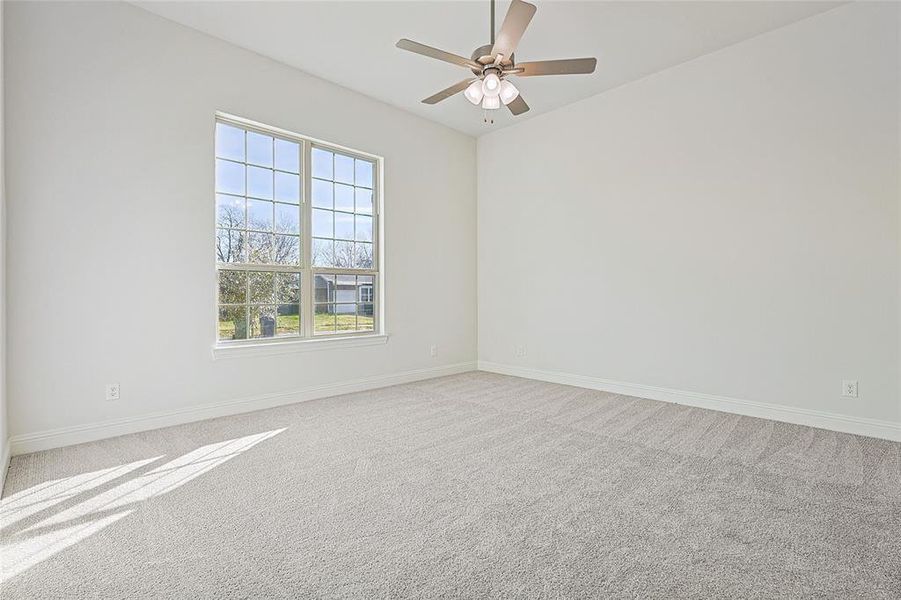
xmin=134 ymin=1 xmax=842 ymax=137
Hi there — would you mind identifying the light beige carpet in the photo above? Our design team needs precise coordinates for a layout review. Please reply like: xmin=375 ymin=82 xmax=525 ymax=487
xmin=1 ymin=372 xmax=899 ymax=598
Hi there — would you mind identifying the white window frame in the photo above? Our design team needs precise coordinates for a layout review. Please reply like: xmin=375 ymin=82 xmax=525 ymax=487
xmin=213 ymin=112 xmax=386 ymax=356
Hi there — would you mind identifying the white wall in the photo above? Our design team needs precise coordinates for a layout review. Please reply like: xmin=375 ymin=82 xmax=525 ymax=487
xmin=478 ymin=3 xmax=900 ymax=426
xmin=5 ymin=1 xmax=899 ymax=451
xmin=1 ymin=0 xmax=9 ymax=478
xmin=5 ymin=1 xmax=477 ymax=444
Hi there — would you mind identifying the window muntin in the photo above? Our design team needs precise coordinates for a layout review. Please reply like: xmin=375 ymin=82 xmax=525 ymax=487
xmin=215 ymin=117 xmax=379 ymax=343
xmin=312 ymin=274 xmax=375 ymax=334
xmin=310 ymin=147 xmax=374 ymax=270
xmin=215 ymin=122 xmax=301 ymax=272
xmin=218 ymin=270 xmax=301 ymax=340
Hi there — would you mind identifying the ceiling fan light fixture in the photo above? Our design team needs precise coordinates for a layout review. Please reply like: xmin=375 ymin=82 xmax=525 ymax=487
xmin=481 ymin=95 xmax=501 ymax=110
xmin=482 ymin=72 xmax=501 ymax=97
xmin=499 ymin=80 xmax=520 ymax=105
xmin=464 ymin=80 xmax=484 ymax=105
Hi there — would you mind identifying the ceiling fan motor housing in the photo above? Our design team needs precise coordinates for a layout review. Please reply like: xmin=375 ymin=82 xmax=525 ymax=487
xmin=470 ymin=44 xmax=514 ymax=76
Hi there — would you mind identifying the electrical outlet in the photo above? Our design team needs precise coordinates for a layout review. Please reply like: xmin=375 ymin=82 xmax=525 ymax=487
xmin=105 ymin=383 xmax=120 ymax=401
xmin=514 ymin=344 xmax=527 ymax=358
xmin=841 ymin=380 xmax=858 ymax=398
xmin=430 ymin=344 xmax=438 ymax=358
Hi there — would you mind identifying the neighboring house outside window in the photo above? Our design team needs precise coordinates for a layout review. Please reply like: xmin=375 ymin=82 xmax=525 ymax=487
xmin=215 ymin=115 xmax=380 ymax=343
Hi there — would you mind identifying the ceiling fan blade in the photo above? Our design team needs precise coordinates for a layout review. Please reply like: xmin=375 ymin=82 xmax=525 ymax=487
xmin=516 ymin=58 xmax=598 ymax=77
xmin=491 ymin=0 xmax=537 ymax=61
xmin=396 ymin=39 xmax=481 ymax=70
xmin=422 ymin=79 xmax=476 ymax=105
xmin=506 ymin=94 xmax=530 ymax=116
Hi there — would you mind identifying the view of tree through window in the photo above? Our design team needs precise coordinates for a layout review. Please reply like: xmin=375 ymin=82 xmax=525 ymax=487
xmin=215 ymin=118 xmax=379 ymax=342
xmin=311 ymin=147 xmax=374 ymax=269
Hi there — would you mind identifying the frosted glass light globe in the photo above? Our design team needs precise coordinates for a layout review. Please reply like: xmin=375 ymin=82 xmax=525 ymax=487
xmin=464 ymin=80 xmax=484 ymax=105
xmin=482 ymin=73 xmax=501 ymax=97
xmin=481 ymin=95 xmax=501 ymax=110
xmin=499 ymin=80 xmax=519 ymax=105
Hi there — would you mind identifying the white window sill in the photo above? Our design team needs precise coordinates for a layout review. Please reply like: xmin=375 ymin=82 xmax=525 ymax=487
xmin=212 ymin=333 xmax=389 ymax=360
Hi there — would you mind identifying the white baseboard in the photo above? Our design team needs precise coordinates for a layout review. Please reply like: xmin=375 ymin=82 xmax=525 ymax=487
xmin=0 ymin=437 xmax=10 ymax=495
xmin=478 ymin=361 xmax=901 ymax=442
xmin=10 ymin=360 xmax=897 ymax=457
xmin=9 ymin=361 xmax=478 ymax=456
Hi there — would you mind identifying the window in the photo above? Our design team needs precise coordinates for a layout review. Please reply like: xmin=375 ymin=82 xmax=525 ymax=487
xmin=215 ymin=116 xmax=380 ymax=343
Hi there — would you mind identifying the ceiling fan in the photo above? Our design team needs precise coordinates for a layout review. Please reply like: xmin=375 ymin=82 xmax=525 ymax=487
xmin=395 ymin=0 xmax=597 ymax=119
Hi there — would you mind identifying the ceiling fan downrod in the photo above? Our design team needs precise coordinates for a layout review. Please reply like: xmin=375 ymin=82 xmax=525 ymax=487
xmin=490 ymin=0 xmax=496 ymax=46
